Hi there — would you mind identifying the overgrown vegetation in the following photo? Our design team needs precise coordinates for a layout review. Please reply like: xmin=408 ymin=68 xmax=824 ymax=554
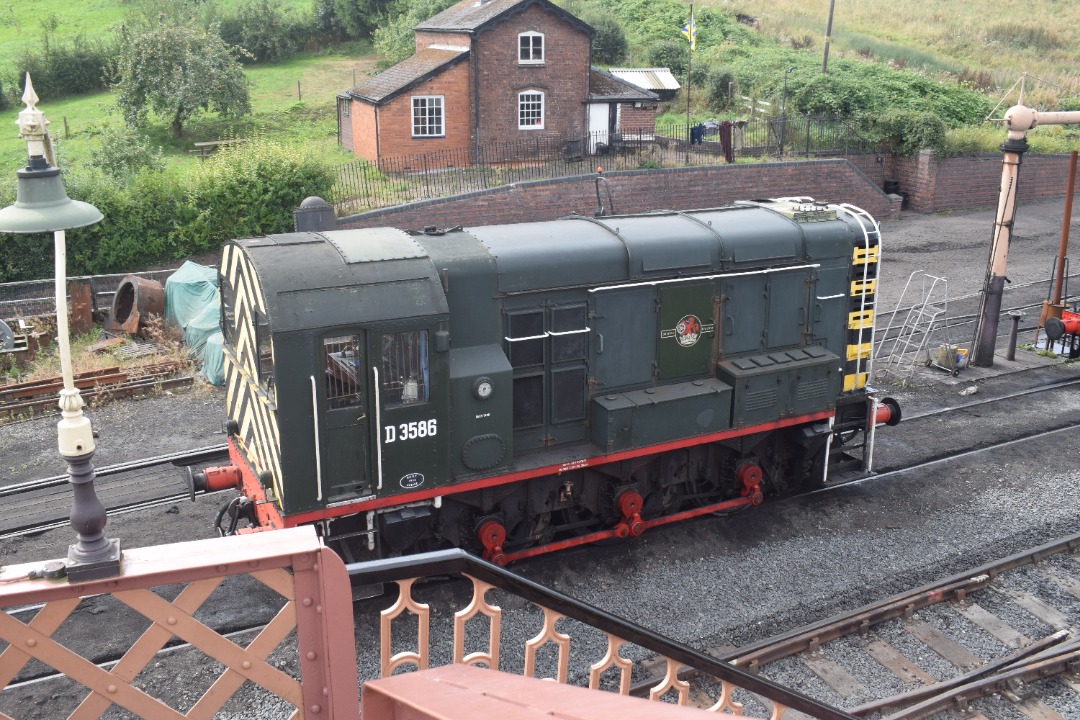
xmin=0 ymin=0 xmax=1078 ymax=285
xmin=372 ymin=0 xmax=459 ymax=66
xmin=0 ymin=139 xmax=335 ymax=282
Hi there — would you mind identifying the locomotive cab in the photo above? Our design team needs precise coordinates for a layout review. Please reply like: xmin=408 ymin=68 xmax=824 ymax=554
xmin=219 ymin=228 xmax=451 ymax=527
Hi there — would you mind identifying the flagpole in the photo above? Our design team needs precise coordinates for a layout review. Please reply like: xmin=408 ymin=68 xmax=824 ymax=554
xmin=685 ymin=4 xmax=692 ymax=164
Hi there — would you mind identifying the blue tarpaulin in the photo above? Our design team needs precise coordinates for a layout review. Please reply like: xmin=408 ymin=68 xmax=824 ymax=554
xmin=165 ymin=261 xmax=224 ymax=385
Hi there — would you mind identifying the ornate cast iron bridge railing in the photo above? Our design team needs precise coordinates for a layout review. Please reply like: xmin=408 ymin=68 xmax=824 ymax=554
xmin=0 ymin=526 xmax=854 ymax=719
xmin=350 ymin=549 xmax=855 ymax=720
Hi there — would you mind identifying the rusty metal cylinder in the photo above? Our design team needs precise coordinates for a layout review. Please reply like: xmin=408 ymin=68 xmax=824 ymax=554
xmin=107 ymin=275 xmax=164 ymax=334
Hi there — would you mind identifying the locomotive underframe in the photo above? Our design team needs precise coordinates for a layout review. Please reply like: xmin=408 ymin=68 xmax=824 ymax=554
xmin=303 ymin=402 xmax=870 ymax=565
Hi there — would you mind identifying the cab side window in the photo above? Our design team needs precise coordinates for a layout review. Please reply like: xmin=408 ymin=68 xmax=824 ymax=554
xmin=323 ymin=335 xmax=363 ymax=409
xmin=380 ymin=330 xmax=429 ymax=406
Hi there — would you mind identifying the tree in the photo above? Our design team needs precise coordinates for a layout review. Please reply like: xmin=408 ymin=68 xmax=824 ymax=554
xmin=115 ymin=22 xmax=251 ymax=138
xmin=333 ymin=0 xmax=394 ymax=40
xmin=373 ymin=0 xmax=459 ymax=66
xmin=582 ymin=12 xmax=627 ymax=65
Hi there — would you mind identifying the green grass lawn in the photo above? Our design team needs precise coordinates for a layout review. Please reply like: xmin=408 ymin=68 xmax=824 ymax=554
xmin=0 ymin=45 xmax=377 ymax=179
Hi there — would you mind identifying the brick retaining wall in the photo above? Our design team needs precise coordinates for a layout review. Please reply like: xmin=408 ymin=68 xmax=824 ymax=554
xmin=338 ymin=158 xmax=899 ymax=231
xmin=334 ymin=152 xmax=1080 ymax=232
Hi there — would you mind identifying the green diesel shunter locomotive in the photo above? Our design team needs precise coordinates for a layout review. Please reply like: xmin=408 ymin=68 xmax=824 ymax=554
xmin=204 ymin=197 xmax=898 ymax=563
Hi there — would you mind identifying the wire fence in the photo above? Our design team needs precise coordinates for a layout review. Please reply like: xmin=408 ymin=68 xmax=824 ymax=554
xmin=332 ymin=115 xmax=876 ymax=216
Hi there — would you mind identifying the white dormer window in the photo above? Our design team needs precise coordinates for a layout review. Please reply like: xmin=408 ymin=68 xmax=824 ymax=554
xmin=519 ymin=32 xmax=544 ymax=64
xmin=518 ymin=90 xmax=544 ymax=129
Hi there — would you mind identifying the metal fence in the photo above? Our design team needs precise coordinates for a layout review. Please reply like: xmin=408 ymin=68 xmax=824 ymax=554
xmin=331 ymin=116 xmax=874 ymax=215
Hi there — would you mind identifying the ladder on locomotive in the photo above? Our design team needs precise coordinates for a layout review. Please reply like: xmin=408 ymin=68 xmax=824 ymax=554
xmin=838 ymin=202 xmax=881 ymax=387
xmin=875 ymin=271 xmax=952 ymax=380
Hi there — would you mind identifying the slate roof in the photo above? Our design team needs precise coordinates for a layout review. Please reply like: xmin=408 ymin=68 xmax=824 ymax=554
xmin=588 ymin=67 xmax=659 ymax=102
xmin=347 ymin=47 xmax=469 ymax=105
xmin=608 ymin=68 xmax=681 ymax=92
xmin=416 ymin=0 xmax=593 ymax=36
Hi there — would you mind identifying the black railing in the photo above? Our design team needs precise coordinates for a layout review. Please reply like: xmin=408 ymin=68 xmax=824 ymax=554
xmin=347 ymin=548 xmax=856 ymax=719
xmin=331 ymin=116 xmax=873 ymax=215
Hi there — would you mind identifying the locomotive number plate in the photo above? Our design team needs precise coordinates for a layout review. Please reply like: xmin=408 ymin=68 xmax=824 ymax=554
xmin=384 ymin=419 xmax=438 ymax=443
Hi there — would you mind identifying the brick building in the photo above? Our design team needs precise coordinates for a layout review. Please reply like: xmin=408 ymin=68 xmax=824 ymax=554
xmin=338 ymin=0 xmax=656 ymax=165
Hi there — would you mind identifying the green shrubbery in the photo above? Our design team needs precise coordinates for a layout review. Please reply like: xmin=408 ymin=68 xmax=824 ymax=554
xmin=13 ymin=32 xmax=116 ymax=99
xmin=0 ymin=139 xmax=336 ymax=282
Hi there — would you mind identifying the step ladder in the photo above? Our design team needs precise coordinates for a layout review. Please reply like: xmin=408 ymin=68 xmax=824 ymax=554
xmin=875 ymin=271 xmax=951 ymax=381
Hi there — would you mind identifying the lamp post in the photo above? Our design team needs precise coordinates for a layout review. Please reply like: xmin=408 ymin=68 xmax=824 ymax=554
xmin=779 ymin=66 xmax=795 ymax=157
xmin=0 ymin=75 xmax=121 ymax=581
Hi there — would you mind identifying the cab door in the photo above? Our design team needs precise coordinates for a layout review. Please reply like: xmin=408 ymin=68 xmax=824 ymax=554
xmin=369 ymin=326 xmax=447 ymax=496
xmin=319 ymin=333 xmax=371 ymax=500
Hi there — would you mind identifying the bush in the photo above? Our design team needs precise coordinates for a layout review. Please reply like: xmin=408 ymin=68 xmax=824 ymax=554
xmin=86 ymin=126 xmax=166 ymax=181
xmin=647 ymin=39 xmax=687 ymax=78
xmin=860 ymin=110 xmax=947 ymax=156
xmin=181 ymin=139 xmax=337 ymax=248
xmin=706 ymin=67 xmax=735 ymax=111
xmin=12 ymin=32 xmax=116 ymax=98
xmin=218 ymin=0 xmax=300 ymax=63
xmin=0 ymin=139 xmax=337 ymax=281
xmin=373 ymin=0 xmax=459 ymax=66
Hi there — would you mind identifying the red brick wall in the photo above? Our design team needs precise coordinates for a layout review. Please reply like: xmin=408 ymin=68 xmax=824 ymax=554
xmin=618 ymin=103 xmax=657 ymax=134
xmin=473 ymin=4 xmax=590 ymax=145
xmin=372 ymin=59 xmax=473 ymax=163
xmin=337 ymin=159 xmax=897 ymax=231
xmin=890 ymin=151 xmax=1080 ymax=213
xmin=351 ymin=102 xmax=379 ymax=163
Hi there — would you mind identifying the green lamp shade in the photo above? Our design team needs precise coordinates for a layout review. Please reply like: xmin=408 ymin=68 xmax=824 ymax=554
xmin=0 ymin=166 xmax=102 ymax=234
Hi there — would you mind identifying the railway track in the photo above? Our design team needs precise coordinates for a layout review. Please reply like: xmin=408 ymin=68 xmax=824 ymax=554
xmin=0 ymin=445 xmax=228 ymax=540
xmin=0 ymin=362 xmax=192 ymax=421
xmin=631 ymin=532 xmax=1080 ymax=719
xmin=3 ymin=364 xmax=1075 ymax=541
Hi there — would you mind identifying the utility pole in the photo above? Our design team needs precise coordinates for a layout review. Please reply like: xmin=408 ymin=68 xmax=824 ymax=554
xmin=822 ymin=0 xmax=836 ymax=73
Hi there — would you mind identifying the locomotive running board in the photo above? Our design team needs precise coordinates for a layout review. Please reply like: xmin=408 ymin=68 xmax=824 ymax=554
xmin=280 ymin=409 xmax=836 ymax=528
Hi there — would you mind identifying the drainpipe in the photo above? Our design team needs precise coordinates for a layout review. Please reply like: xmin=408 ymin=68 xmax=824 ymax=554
xmin=472 ymin=32 xmax=481 ymax=165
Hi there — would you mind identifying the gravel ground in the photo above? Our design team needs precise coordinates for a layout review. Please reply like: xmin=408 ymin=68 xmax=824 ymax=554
xmin=2 ymin=197 xmax=1080 ymax=718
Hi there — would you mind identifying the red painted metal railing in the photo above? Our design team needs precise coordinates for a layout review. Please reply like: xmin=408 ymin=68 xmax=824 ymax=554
xmin=0 ymin=527 xmax=358 ymax=719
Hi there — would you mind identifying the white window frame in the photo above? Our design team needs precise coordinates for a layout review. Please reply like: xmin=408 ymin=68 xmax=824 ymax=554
xmin=518 ymin=31 xmax=544 ymax=64
xmin=411 ymin=95 xmax=445 ymax=138
xmin=518 ymin=90 xmax=545 ymax=130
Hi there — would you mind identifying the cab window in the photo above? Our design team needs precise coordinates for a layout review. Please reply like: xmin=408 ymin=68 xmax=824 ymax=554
xmin=323 ymin=335 xmax=363 ymax=409
xmin=380 ymin=330 xmax=429 ymax=406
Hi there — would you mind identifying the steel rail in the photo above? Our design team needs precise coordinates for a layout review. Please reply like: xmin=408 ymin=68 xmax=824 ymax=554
xmin=858 ymin=422 xmax=1080 ymax=484
xmin=347 ymin=548 xmax=859 ymax=720
xmin=0 ymin=375 xmax=194 ymax=418
xmin=849 ymin=632 xmax=1079 ymax=717
xmin=1 ymin=444 xmax=228 ymax=497
xmin=897 ymin=376 xmax=1080 ymax=422
xmin=0 ymin=492 xmax=207 ymax=541
xmin=628 ymin=529 xmax=1080 ymax=697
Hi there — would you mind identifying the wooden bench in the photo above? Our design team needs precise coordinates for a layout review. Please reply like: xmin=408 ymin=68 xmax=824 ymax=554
xmin=188 ymin=138 xmax=247 ymax=158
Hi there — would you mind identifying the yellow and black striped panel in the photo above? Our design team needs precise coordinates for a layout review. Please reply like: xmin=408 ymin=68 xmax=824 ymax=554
xmin=221 ymin=242 xmax=285 ymax=507
xmin=844 ymin=232 xmax=879 ymax=392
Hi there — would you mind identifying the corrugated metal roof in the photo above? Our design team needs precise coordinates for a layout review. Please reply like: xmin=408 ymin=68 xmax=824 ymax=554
xmin=588 ymin=67 xmax=658 ymax=102
xmin=608 ymin=68 xmax=681 ymax=92
xmin=348 ymin=47 xmax=469 ymax=104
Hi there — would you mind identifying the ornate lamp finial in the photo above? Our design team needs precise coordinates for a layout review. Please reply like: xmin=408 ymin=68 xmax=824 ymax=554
xmin=16 ymin=74 xmax=55 ymax=167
